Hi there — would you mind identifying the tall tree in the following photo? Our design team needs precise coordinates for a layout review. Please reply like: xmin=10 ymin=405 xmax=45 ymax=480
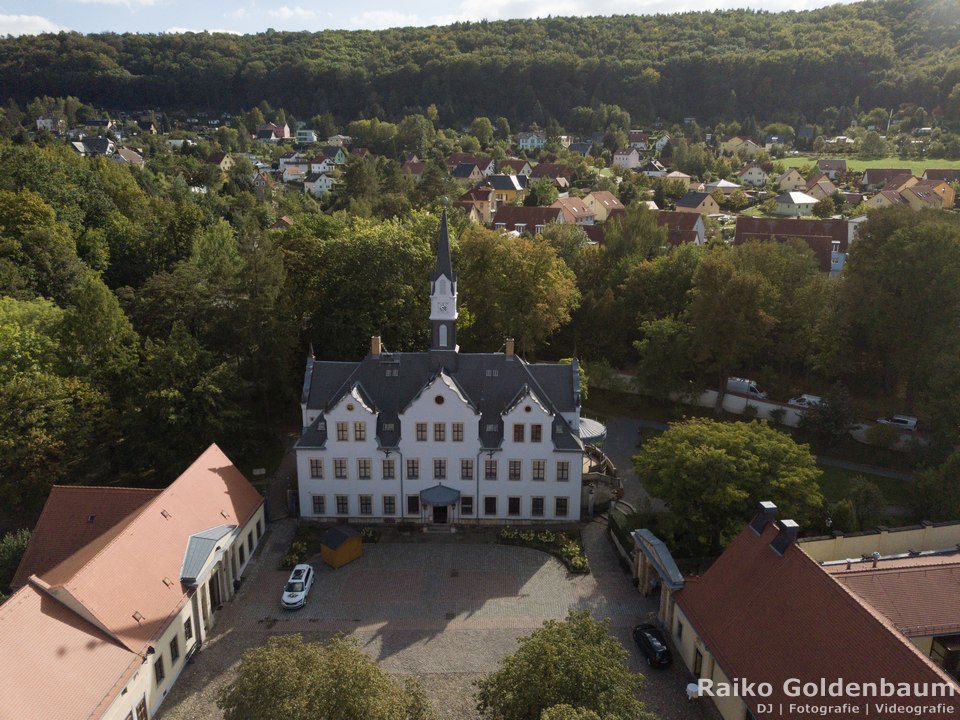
xmin=634 ymin=418 xmax=824 ymax=555
xmin=475 ymin=611 xmax=655 ymax=720
xmin=218 ymin=634 xmax=435 ymax=720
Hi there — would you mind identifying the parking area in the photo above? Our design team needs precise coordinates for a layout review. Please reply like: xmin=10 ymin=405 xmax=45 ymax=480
xmin=156 ymin=516 xmax=718 ymax=720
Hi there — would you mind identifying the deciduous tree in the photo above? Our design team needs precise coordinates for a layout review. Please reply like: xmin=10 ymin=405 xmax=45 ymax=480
xmin=475 ymin=611 xmax=654 ymax=720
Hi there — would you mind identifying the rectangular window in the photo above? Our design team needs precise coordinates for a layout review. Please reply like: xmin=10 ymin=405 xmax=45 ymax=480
xmin=170 ymin=637 xmax=180 ymax=663
xmin=532 ymin=497 xmax=545 ymax=517
xmin=239 ymin=544 xmax=245 ymax=564
xmin=484 ymin=459 xmax=498 ymax=481
xmin=359 ymin=495 xmax=373 ymax=515
xmin=248 ymin=533 xmax=254 ymax=553
xmin=508 ymin=460 xmax=522 ymax=481
xmin=154 ymin=657 xmax=165 ymax=685
xmin=383 ymin=495 xmax=396 ymax=515
xmin=532 ymin=460 xmax=546 ymax=481
xmin=334 ymin=458 xmax=347 ymax=479
xmin=357 ymin=458 xmax=371 ymax=480
xmin=312 ymin=495 xmax=325 ymax=514
xmin=354 ymin=422 xmax=366 ymax=441
xmin=556 ymin=461 xmax=570 ymax=482
xmin=434 ymin=423 xmax=446 ymax=441
xmin=513 ymin=424 xmax=524 ymax=442
xmin=555 ymin=497 xmax=569 ymax=517
xmin=407 ymin=459 xmax=420 ymax=480
xmin=336 ymin=422 xmax=348 ymax=441
xmin=484 ymin=496 xmax=498 ymax=516
xmin=256 ymin=520 xmax=262 ymax=539
xmin=184 ymin=617 xmax=193 ymax=641
xmin=382 ymin=458 xmax=396 ymax=480
xmin=531 ymin=424 xmax=543 ymax=442
xmin=416 ymin=422 xmax=427 ymax=441
xmin=460 ymin=459 xmax=473 ymax=480
xmin=407 ymin=495 xmax=420 ymax=514
xmin=508 ymin=497 xmax=521 ymax=516
xmin=309 ymin=458 xmax=323 ymax=479
xmin=434 ymin=458 xmax=446 ymax=480
xmin=336 ymin=495 xmax=349 ymax=515
xmin=676 ymin=620 xmax=684 ymax=640
xmin=461 ymin=496 xmax=474 ymax=516
xmin=452 ymin=422 xmax=464 ymax=441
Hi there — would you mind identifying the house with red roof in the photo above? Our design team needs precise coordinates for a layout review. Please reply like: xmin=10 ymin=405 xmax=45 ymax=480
xmin=633 ymin=504 xmax=960 ymax=720
xmin=0 ymin=445 xmax=265 ymax=720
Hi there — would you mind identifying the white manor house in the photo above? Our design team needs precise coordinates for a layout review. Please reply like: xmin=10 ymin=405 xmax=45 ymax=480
xmin=295 ymin=211 xmax=595 ymax=525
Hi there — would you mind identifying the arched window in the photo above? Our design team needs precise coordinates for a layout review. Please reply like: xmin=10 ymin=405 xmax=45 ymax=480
xmin=439 ymin=324 xmax=448 ymax=347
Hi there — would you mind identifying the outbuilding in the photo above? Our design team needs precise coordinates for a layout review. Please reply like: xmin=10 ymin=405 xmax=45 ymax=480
xmin=320 ymin=526 xmax=363 ymax=569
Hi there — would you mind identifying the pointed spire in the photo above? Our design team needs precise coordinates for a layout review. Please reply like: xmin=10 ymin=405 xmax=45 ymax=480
xmin=431 ymin=207 xmax=456 ymax=282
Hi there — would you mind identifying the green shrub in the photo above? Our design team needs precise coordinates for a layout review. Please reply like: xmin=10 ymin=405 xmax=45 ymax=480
xmin=865 ymin=423 xmax=898 ymax=449
xmin=282 ymin=540 xmax=307 ymax=569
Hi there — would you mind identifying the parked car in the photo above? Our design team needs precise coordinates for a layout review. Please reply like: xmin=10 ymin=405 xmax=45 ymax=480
xmin=876 ymin=415 xmax=918 ymax=431
xmin=788 ymin=394 xmax=822 ymax=409
xmin=632 ymin=623 xmax=672 ymax=668
xmin=726 ymin=377 xmax=768 ymax=399
xmin=281 ymin=563 xmax=315 ymax=609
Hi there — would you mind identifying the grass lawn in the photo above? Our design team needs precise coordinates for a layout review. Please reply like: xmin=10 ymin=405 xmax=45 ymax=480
xmin=816 ymin=464 xmax=913 ymax=509
xmin=788 ymin=155 xmax=960 ymax=174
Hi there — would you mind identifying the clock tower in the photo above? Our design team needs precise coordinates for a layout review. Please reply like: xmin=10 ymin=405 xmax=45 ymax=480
xmin=429 ymin=209 xmax=458 ymax=353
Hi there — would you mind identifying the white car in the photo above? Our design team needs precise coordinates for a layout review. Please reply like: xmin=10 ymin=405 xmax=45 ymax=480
xmin=281 ymin=564 xmax=315 ymax=609
xmin=788 ymin=394 xmax=823 ymax=409
xmin=876 ymin=415 xmax=918 ymax=431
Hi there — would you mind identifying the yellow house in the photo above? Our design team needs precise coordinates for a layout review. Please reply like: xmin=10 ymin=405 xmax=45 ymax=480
xmin=777 ymin=168 xmax=806 ymax=192
xmin=634 ymin=504 xmax=960 ymax=720
xmin=480 ymin=174 xmax=526 ymax=205
xmin=675 ymin=191 xmax=719 ymax=215
xmin=719 ymin=136 xmax=761 ymax=157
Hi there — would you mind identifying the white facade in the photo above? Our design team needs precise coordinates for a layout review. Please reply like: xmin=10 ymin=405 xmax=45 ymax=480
xmin=295 ymin=212 xmax=584 ymax=525
xmin=612 ymin=147 xmax=641 ymax=170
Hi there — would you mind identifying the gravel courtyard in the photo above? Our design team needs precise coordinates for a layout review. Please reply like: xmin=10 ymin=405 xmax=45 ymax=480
xmin=156 ymin=518 xmax=717 ymax=720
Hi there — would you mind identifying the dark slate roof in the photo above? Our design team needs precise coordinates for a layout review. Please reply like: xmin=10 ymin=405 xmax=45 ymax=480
xmin=676 ymin=191 xmax=711 ymax=208
xmin=452 ymin=162 xmax=480 ymax=178
xmin=481 ymin=174 xmax=525 ymax=191
xmin=420 ymin=484 xmax=461 ymax=505
xmin=321 ymin=525 xmax=360 ymax=550
xmin=298 ymin=351 xmax=581 ymax=453
xmin=431 ymin=210 xmax=455 ymax=282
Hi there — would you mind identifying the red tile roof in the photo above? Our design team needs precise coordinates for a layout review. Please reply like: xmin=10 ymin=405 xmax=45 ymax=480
xmin=492 ymin=205 xmax=564 ymax=232
xmin=12 ymin=486 xmax=161 ymax=589
xmin=656 ymin=210 xmax=701 ymax=245
xmin=862 ymin=168 xmax=912 ymax=187
xmin=734 ymin=216 xmax=849 ymax=272
xmin=675 ymin=520 xmax=959 ymax=719
xmin=825 ymin=555 xmax=960 ymax=637
xmin=0 ymin=444 xmax=264 ymax=720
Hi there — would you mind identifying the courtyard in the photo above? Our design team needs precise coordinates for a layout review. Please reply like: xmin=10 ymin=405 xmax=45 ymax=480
xmin=156 ymin=513 xmax=718 ymax=720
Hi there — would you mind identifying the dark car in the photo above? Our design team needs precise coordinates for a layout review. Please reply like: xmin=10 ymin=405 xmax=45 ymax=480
xmin=632 ymin=623 xmax=672 ymax=668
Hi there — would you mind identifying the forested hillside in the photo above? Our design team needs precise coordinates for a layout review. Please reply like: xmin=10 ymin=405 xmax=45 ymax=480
xmin=2 ymin=0 xmax=958 ymax=126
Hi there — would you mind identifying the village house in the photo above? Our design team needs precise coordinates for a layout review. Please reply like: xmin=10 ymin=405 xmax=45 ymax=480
xmin=664 ymin=170 xmax=692 ymax=191
xmin=455 ymin=186 xmax=497 ymax=225
xmin=479 ymin=174 xmax=527 ymax=205
xmin=718 ymin=136 xmax=761 ymax=157
xmin=737 ymin=163 xmax=768 ymax=188
xmin=401 ymin=160 xmax=426 ymax=183
xmin=296 ymin=212 xmax=588 ymax=526
xmin=517 ymin=131 xmax=546 ymax=150
xmin=452 ymin=163 xmax=485 ymax=185
xmin=734 ymin=215 xmax=857 ymax=275
xmin=112 ymin=148 xmax=145 ymax=167
xmin=612 ymin=147 xmax=642 ymax=170
xmin=448 ymin=153 xmax=496 ymax=176
xmin=498 ymin=159 xmax=533 ymax=176
xmin=773 ymin=190 xmax=818 ymax=216
xmin=550 ymin=196 xmax=595 ymax=225
xmin=0 ymin=445 xmax=265 ymax=720
xmin=656 ymin=210 xmax=706 ymax=246
xmin=492 ymin=205 xmax=565 ymax=234
xmin=304 ymin=172 xmax=336 ymax=198
xmin=805 ymin=173 xmax=838 ymax=200
xmin=583 ymin=191 xmax=625 ymax=222
xmin=817 ymin=158 xmax=847 ymax=179
xmin=861 ymin=167 xmax=912 ymax=190
xmin=776 ymin=167 xmax=806 ymax=191
xmin=628 ymin=130 xmax=649 ymax=149
xmin=675 ymin=191 xmax=720 ymax=216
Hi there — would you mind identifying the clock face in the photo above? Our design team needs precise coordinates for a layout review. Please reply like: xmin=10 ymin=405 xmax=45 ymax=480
xmin=439 ymin=303 xmax=448 ymax=312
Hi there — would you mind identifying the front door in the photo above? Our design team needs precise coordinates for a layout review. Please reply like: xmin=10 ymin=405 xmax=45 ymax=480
xmin=209 ymin=570 xmax=222 ymax=610
xmin=433 ymin=505 xmax=448 ymax=524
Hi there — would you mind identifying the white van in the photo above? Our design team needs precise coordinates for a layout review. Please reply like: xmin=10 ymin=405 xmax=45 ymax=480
xmin=726 ymin=377 xmax=768 ymax=399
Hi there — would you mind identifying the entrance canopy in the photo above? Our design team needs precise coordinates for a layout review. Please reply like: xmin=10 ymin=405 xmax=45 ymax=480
xmin=420 ymin=484 xmax=461 ymax=506
xmin=579 ymin=417 xmax=607 ymax=444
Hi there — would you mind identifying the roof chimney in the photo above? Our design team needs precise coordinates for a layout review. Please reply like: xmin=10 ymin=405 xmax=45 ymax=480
xmin=505 ymin=338 xmax=515 ymax=358
xmin=770 ymin=519 xmax=800 ymax=555
xmin=749 ymin=501 xmax=778 ymax=534
xmin=371 ymin=335 xmax=382 ymax=358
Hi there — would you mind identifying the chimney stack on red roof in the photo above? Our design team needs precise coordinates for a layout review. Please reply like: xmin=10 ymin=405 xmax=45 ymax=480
xmin=770 ymin=519 xmax=800 ymax=555
xmin=749 ymin=501 xmax=778 ymax=534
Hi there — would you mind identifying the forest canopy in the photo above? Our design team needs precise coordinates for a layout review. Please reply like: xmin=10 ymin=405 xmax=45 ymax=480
xmin=1 ymin=0 xmax=958 ymax=126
